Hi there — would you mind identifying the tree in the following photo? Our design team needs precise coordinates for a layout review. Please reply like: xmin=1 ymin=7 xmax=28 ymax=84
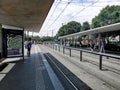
xmin=56 ymin=24 xmax=68 ymax=37
xmin=32 ymin=36 xmax=41 ymax=41
xmin=41 ymin=36 xmax=53 ymax=42
xmin=56 ymin=21 xmax=81 ymax=37
xmin=81 ymin=21 xmax=90 ymax=31
xmin=91 ymin=5 xmax=120 ymax=28
xmin=67 ymin=21 xmax=81 ymax=33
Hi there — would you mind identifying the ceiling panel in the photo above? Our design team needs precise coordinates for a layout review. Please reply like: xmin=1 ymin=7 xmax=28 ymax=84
xmin=0 ymin=0 xmax=54 ymax=32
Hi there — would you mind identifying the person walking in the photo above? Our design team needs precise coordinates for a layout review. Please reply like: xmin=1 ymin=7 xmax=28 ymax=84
xmin=27 ymin=38 xmax=32 ymax=56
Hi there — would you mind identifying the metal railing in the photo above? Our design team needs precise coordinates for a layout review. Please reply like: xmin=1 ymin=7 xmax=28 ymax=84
xmin=51 ymin=44 xmax=120 ymax=70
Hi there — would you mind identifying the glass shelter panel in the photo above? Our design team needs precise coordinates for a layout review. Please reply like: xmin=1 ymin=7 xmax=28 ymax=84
xmin=2 ymin=29 xmax=23 ymax=57
xmin=7 ymin=33 xmax=22 ymax=57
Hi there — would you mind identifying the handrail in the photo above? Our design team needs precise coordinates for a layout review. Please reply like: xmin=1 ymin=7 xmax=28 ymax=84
xmin=52 ymin=44 xmax=120 ymax=70
xmin=63 ymin=46 xmax=120 ymax=59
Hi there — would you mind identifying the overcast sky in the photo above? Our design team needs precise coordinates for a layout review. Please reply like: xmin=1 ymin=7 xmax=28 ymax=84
xmin=36 ymin=0 xmax=120 ymax=37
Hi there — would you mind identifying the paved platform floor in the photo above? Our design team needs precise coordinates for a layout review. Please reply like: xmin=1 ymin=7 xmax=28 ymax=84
xmin=0 ymin=45 xmax=64 ymax=90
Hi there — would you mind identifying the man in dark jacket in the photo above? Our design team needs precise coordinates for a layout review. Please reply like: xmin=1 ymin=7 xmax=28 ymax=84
xmin=27 ymin=38 xmax=32 ymax=56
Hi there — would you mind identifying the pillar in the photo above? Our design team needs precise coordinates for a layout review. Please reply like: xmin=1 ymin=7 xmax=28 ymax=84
xmin=98 ymin=33 xmax=101 ymax=50
xmin=0 ymin=25 xmax=2 ymax=57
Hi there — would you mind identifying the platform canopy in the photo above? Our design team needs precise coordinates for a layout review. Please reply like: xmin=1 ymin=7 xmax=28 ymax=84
xmin=0 ymin=0 xmax=54 ymax=32
xmin=59 ymin=23 xmax=120 ymax=39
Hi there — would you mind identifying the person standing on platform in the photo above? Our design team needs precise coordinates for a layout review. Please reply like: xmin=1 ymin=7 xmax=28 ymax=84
xmin=100 ymin=40 xmax=105 ymax=53
xmin=89 ymin=40 xmax=94 ymax=51
xmin=27 ymin=38 xmax=32 ymax=56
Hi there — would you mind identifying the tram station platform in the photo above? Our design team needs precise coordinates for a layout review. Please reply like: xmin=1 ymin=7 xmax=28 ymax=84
xmin=0 ymin=44 xmax=120 ymax=90
xmin=0 ymin=45 xmax=64 ymax=90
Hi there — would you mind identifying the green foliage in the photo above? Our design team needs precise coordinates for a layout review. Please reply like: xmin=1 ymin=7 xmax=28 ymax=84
xmin=91 ymin=5 xmax=120 ymax=28
xmin=56 ymin=24 xmax=68 ymax=37
xmin=25 ymin=35 xmax=40 ymax=41
xmin=67 ymin=21 xmax=81 ymax=33
xmin=41 ymin=36 xmax=53 ymax=42
xmin=24 ymin=35 xmax=32 ymax=41
xmin=77 ymin=36 xmax=82 ymax=41
xmin=105 ymin=44 xmax=120 ymax=52
xmin=32 ymin=36 xmax=41 ymax=42
xmin=56 ymin=21 xmax=81 ymax=37
xmin=91 ymin=16 xmax=101 ymax=28
xmin=56 ymin=5 xmax=120 ymax=39
xmin=81 ymin=21 xmax=90 ymax=31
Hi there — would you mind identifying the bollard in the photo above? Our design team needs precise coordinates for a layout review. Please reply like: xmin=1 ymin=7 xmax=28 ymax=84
xmin=80 ymin=51 xmax=82 ymax=61
xmin=99 ymin=55 xmax=102 ymax=70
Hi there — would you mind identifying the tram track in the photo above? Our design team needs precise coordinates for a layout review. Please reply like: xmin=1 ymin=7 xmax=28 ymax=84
xmin=42 ymin=45 xmax=120 ymax=76
xmin=63 ymin=49 xmax=120 ymax=74
xmin=39 ymin=45 xmax=120 ymax=90
xmin=79 ymin=54 xmax=120 ymax=75
xmin=44 ymin=53 xmax=92 ymax=90
xmin=83 ymin=57 xmax=120 ymax=75
xmin=65 ymin=48 xmax=120 ymax=66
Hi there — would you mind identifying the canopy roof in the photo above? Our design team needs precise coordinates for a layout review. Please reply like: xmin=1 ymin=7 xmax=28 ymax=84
xmin=0 ymin=0 xmax=54 ymax=32
xmin=59 ymin=23 xmax=120 ymax=39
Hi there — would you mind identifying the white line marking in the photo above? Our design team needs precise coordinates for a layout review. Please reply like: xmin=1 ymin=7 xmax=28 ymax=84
xmin=37 ymin=45 xmax=64 ymax=90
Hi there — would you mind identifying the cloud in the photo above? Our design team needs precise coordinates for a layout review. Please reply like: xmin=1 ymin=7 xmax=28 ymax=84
xmin=39 ymin=0 xmax=120 ymax=37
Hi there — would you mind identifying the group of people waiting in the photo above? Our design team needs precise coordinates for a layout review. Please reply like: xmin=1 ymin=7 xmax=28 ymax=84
xmin=89 ymin=39 xmax=105 ymax=53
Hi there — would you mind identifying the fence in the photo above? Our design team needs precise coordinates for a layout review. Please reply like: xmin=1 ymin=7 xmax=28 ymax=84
xmin=50 ymin=44 xmax=120 ymax=70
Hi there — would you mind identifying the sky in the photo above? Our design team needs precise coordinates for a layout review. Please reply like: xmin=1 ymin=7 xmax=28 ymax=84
xmin=34 ymin=0 xmax=120 ymax=37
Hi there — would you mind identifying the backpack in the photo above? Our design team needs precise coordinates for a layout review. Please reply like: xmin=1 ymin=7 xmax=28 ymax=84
xmin=27 ymin=42 xmax=31 ymax=48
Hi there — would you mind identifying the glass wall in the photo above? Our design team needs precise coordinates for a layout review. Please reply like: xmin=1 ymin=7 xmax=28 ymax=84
xmin=2 ymin=28 xmax=23 ymax=57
